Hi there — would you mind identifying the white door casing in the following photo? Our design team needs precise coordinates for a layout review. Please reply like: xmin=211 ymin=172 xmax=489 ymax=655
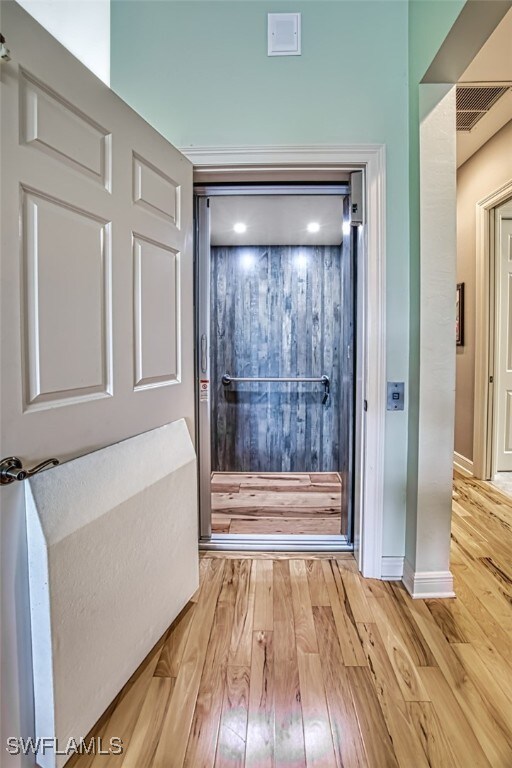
xmin=473 ymin=181 xmax=512 ymax=480
xmin=183 ymin=146 xmax=387 ymax=579
xmin=1 ymin=2 xmax=195 ymax=763
xmin=494 ymin=201 xmax=512 ymax=472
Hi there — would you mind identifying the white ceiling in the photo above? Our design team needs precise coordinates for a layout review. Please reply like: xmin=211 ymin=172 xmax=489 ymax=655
xmin=457 ymin=8 xmax=512 ymax=167
xmin=210 ymin=195 xmax=346 ymax=246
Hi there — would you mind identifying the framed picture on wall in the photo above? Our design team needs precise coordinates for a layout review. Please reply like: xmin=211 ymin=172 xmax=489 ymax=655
xmin=456 ymin=282 xmax=464 ymax=346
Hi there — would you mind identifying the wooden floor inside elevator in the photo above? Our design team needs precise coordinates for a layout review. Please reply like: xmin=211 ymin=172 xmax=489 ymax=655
xmin=211 ymin=471 xmax=344 ymax=535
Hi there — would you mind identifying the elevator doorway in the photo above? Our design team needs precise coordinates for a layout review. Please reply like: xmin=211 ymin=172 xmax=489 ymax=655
xmin=196 ymin=181 xmax=362 ymax=551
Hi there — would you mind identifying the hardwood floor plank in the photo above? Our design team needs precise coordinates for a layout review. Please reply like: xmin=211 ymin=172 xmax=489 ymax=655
xmin=361 ymin=577 xmax=392 ymax=600
xmin=309 ymin=472 xmax=341 ymax=483
xmin=120 ymin=677 xmax=174 ymax=768
xmin=297 ymin=652 xmax=337 ymax=768
xmin=356 ymin=622 xmax=430 ymax=768
xmin=245 ymin=631 xmax=274 ymax=767
xmin=419 ymin=666 xmax=492 ymax=768
xmin=289 ymin=559 xmax=319 ymax=653
xmin=212 ymin=491 xmax=341 ymax=514
xmin=405 ymin=595 xmax=512 ymax=766
xmin=239 ymin=483 xmax=341 ymax=494
xmin=451 ymin=642 xmax=512 ymax=720
xmin=347 ymin=666 xmax=399 ymax=768
xmin=229 ymin=560 xmax=256 ymax=667
xmin=229 ymin=517 xmax=341 ymax=535
xmin=406 ymin=701 xmax=462 ymax=768
xmin=152 ymin=559 xmax=226 ymax=768
xmin=306 ymin=560 xmax=330 ymax=606
xmin=425 ymin=597 xmax=470 ymax=644
xmin=369 ymin=595 xmax=430 ymax=702
xmin=213 ymin=520 xmax=232 ymax=533
xmin=273 ymin=560 xmax=306 ymax=767
xmin=385 ymin=584 xmax=437 ymax=667
xmin=155 ymin=602 xmax=195 ymax=678
xmin=452 ymin=569 xmax=512 ymax=664
xmin=183 ymin=598 xmax=236 ymax=768
xmin=213 ymin=473 xmax=311 ymax=484
xmin=450 ymin=544 xmax=512 ymax=632
xmin=211 ymin=484 xmax=242 ymax=494
xmin=338 ymin=564 xmax=373 ymax=623
xmin=313 ymin=606 xmax=368 ymax=767
xmin=321 ymin=559 xmax=367 ymax=666
xmin=89 ymin=646 xmax=161 ymax=768
xmin=253 ymin=560 xmax=273 ymax=631
xmin=215 ymin=666 xmax=250 ymax=767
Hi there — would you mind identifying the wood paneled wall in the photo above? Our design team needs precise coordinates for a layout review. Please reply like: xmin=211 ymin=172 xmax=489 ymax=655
xmin=211 ymin=241 xmax=354 ymax=475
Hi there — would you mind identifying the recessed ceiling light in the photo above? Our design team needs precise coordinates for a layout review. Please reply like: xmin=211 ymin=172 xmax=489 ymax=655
xmin=307 ymin=222 xmax=320 ymax=233
xmin=342 ymin=221 xmax=351 ymax=236
xmin=233 ymin=222 xmax=247 ymax=234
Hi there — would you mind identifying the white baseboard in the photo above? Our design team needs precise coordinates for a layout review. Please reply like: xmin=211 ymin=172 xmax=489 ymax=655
xmin=402 ymin=559 xmax=455 ymax=599
xmin=453 ymin=451 xmax=474 ymax=477
xmin=381 ymin=556 xmax=404 ymax=580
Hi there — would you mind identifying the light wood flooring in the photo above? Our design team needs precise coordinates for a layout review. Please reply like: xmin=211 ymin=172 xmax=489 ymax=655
xmin=71 ymin=472 xmax=512 ymax=767
xmin=211 ymin=472 xmax=343 ymax=535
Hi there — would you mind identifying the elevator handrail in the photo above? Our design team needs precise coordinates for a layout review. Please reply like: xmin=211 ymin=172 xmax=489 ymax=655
xmin=221 ymin=373 xmax=330 ymax=403
xmin=221 ymin=374 xmax=329 ymax=385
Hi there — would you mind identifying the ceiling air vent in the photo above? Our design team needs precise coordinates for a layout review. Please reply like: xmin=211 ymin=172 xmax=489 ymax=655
xmin=456 ymin=85 xmax=510 ymax=132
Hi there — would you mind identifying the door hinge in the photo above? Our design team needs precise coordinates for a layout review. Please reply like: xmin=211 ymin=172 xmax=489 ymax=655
xmin=0 ymin=34 xmax=11 ymax=62
xmin=363 ymin=399 xmax=368 ymax=412
xmin=490 ymin=376 xmax=494 ymax=384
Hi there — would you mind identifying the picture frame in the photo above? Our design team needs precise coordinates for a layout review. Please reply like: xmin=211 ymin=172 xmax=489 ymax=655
xmin=456 ymin=282 xmax=464 ymax=346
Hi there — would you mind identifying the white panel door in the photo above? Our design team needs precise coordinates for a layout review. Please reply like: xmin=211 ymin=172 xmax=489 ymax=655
xmin=495 ymin=201 xmax=512 ymax=472
xmin=0 ymin=2 xmax=194 ymax=763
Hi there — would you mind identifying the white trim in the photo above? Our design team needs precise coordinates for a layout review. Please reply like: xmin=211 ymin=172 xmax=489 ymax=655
xmin=381 ymin=556 xmax=404 ymax=580
xmin=473 ymin=180 xmax=512 ymax=479
xmin=183 ymin=144 xmax=386 ymax=579
xmin=453 ymin=451 xmax=474 ymax=477
xmin=402 ymin=559 xmax=455 ymax=599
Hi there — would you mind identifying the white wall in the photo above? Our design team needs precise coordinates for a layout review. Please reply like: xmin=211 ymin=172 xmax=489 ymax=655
xmin=17 ymin=0 xmax=110 ymax=84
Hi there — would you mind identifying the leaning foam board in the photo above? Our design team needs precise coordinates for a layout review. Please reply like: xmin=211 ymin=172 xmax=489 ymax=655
xmin=26 ymin=419 xmax=198 ymax=768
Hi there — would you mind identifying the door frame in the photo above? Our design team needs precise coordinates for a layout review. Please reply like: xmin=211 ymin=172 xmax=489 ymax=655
xmin=473 ymin=180 xmax=512 ymax=479
xmin=182 ymin=144 xmax=386 ymax=579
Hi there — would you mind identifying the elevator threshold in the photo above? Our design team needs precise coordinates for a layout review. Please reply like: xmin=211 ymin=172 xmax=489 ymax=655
xmin=199 ymin=535 xmax=352 ymax=553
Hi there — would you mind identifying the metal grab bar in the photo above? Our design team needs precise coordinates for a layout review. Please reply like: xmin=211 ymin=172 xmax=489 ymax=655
xmin=221 ymin=374 xmax=330 ymax=403
xmin=222 ymin=374 xmax=329 ymax=385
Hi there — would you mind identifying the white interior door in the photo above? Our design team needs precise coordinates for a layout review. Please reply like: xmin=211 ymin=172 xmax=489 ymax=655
xmin=1 ymin=2 xmax=194 ymax=763
xmin=495 ymin=200 xmax=512 ymax=473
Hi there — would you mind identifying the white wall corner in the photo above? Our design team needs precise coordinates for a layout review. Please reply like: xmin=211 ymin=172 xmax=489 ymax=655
xmin=402 ymin=559 xmax=455 ymax=599
xmin=415 ymin=84 xmax=457 ymax=577
xmin=453 ymin=451 xmax=474 ymax=476
xmin=381 ymin=556 xmax=404 ymax=580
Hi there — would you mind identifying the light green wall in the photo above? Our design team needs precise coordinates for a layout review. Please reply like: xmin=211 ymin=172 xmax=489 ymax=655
xmin=111 ymin=0 xmax=463 ymax=559
xmin=406 ymin=0 xmax=465 ymax=565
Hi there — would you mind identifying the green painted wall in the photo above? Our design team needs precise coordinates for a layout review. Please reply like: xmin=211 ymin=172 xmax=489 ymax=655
xmin=110 ymin=0 xmax=463 ymax=558
xmin=406 ymin=0 xmax=465 ymax=565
